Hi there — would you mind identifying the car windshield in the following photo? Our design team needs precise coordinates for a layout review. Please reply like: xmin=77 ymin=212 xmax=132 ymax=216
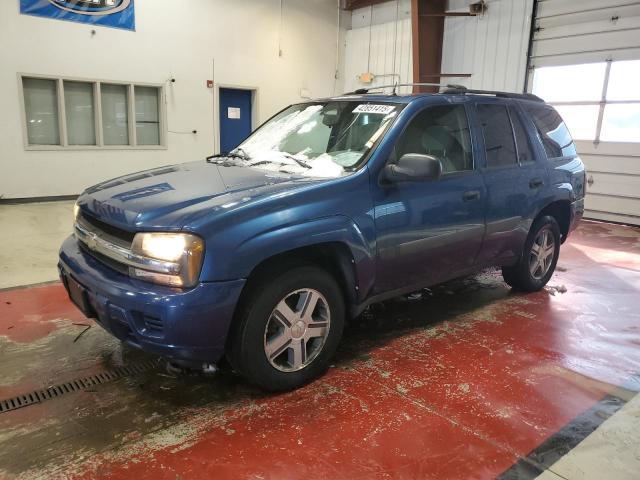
xmin=216 ymin=101 xmax=402 ymax=177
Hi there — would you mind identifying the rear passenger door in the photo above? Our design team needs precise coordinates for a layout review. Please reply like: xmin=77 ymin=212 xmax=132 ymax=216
xmin=473 ymin=100 xmax=548 ymax=266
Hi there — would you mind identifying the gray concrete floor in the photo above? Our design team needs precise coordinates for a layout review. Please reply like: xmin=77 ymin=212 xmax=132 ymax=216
xmin=536 ymin=394 xmax=640 ymax=480
xmin=0 ymin=201 xmax=74 ymax=289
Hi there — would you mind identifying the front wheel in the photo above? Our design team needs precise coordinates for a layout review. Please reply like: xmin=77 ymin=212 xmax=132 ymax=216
xmin=502 ymin=215 xmax=561 ymax=292
xmin=228 ymin=265 xmax=345 ymax=391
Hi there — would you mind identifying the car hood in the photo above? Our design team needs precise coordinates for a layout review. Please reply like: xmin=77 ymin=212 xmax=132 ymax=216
xmin=77 ymin=160 xmax=326 ymax=231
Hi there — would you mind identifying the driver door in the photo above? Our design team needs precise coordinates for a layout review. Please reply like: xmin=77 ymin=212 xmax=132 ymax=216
xmin=372 ymin=103 xmax=487 ymax=294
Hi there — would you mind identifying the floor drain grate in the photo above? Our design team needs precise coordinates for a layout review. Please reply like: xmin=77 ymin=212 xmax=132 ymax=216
xmin=0 ymin=358 xmax=162 ymax=414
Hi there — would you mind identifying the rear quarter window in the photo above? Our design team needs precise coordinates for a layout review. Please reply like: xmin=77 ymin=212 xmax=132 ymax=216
xmin=523 ymin=104 xmax=577 ymax=159
xmin=509 ymin=106 xmax=535 ymax=164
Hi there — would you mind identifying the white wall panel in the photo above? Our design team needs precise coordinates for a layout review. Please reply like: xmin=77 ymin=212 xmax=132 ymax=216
xmin=441 ymin=0 xmax=533 ymax=91
xmin=0 ymin=0 xmax=344 ymax=198
xmin=343 ymin=0 xmax=413 ymax=94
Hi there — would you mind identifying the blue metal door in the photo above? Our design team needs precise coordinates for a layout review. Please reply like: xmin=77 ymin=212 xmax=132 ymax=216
xmin=219 ymin=88 xmax=252 ymax=154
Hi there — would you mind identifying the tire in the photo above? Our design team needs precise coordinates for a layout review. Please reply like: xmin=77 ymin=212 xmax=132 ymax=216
xmin=502 ymin=215 xmax=561 ymax=292
xmin=228 ymin=265 xmax=345 ymax=392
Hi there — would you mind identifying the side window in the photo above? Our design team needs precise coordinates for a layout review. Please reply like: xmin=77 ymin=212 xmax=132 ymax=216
xmin=523 ymin=105 xmax=577 ymax=159
xmin=476 ymin=104 xmax=517 ymax=168
xmin=509 ymin=106 xmax=535 ymax=164
xmin=395 ymin=104 xmax=473 ymax=174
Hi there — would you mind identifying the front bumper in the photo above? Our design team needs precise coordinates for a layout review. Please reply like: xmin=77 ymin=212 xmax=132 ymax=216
xmin=58 ymin=235 xmax=245 ymax=363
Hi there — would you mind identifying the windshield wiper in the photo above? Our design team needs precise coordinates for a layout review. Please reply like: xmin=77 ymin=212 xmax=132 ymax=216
xmin=281 ymin=153 xmax=312 ymax=169
xmin=230 ymin=147 xmax=251 ymax=161
xmin=207 ymin=147 xmax=251 ymax=163
xmin=206 ymin=155 xmax=241 ymax=167
xmin=247 ymin=155 xmax=312 ymax=170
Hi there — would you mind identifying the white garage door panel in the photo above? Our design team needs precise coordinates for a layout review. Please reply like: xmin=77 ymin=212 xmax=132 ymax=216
xmin=536 ymin=16 xmax=640 ymax=41
xmin=536 ymin=0 xmax=634 ymax=18
xmin=538 ymin=3 xmax=640 ymax=29
xmin=582 ymin=155 xmax=640 ymax=176
xmin=582 ymin=144 xmax=640 ymax=224
xmin=580 ymin=143 xmax=640 ymax=225
xmin=586 ymin=194 xmax=640 ymax=218
xmin=576 ymin=141 xmax=640 ymax=157
xmin=535 ymin=47 xmax=640 ymax=67
xmin=533 ymin=28 xmax=640 ymax=58
xmin=584 ymin=209 xmax=640 ymax=225
xmin=587 ymin=172 xmax=640 ymax=198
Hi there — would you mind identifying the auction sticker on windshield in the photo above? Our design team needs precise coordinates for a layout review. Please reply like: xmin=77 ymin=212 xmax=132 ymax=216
xmin=352 ymin=104 xmax=396 ymax=115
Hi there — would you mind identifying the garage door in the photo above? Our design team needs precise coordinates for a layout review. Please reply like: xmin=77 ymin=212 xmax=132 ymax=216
xmin=527 ymin=0 xmax=640 ymax=225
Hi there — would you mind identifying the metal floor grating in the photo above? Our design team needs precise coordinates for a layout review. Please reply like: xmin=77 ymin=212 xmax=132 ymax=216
xmin=0 ymin=358 xmax=162 ymax=414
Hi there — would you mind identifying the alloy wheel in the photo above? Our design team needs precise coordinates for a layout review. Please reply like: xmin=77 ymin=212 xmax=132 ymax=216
xmin=529 ymin=227 xmax=555 ymax=280
xmin=263 ymin=288 xmax=331 ymax=372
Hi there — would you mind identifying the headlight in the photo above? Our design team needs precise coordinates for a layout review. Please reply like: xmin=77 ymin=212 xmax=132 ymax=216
xmin=130 ymin=232 xmax=204 ymax=288
xmin=73 ymin=202 xmax=80 ymax=222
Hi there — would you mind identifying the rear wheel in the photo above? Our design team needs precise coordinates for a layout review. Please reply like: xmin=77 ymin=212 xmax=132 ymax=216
xmin=502 ymin=215 xmax=560 ymax=292
xmin=229 ymin=265 xmax=345 ymax=391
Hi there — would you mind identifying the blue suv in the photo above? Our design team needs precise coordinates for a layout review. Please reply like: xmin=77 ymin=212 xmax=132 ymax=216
xmin=59 ymin=86 xmax=585 ymax=391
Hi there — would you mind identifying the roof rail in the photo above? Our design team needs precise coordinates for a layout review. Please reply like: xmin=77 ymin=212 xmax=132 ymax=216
xmin=442 ymin=87 xmax=545 ymax=102
xmin=344 ymin=83 xmax=545 ymax=103
xmin=347 ymin=82 xmax=467 ymax=95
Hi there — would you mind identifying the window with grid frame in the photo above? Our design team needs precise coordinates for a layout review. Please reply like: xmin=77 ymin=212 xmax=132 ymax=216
xmin=20 ymin=75 xmax=165 ymax=149
xmin=531 ymin=60 xmax=640 ymax=143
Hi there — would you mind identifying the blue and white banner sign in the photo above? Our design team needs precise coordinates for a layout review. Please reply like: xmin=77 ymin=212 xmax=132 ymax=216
xmin=20 ymin=0 xmax=135 ymax=31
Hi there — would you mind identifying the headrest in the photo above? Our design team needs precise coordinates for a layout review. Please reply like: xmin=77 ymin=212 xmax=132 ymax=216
xmin=422 ymin=125 xmax=453 ymax=152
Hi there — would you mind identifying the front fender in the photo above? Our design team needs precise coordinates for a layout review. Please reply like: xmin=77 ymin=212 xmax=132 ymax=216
xmin=205 ymin=215 xmax=376 ymax=301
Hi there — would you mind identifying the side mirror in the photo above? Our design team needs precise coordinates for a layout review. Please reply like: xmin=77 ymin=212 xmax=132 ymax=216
xmin=382 ymin=153 xmax=442 ymax=183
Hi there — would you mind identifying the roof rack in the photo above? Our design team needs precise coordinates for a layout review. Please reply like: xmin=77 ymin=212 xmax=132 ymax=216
xmin=442 ymin=87 xmax=544 ymax=102
xmin=347 ymin=82 xmax=467 ymax=95
xmin=345 ymin=82 xmax=545 ymax=103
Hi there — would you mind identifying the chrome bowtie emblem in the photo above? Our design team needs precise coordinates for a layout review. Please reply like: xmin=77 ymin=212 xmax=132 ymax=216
xmin=86 ymin=233 xmax=98 ymax=250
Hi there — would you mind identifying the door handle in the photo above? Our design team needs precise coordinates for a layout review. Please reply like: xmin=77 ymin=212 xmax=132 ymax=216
xmin=529 ymin=178 xmax=543 ymax=189
xmin=463 ymin=190 xmax=480 ymax=201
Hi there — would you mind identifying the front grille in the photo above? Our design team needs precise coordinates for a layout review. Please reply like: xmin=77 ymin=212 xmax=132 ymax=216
xmin=79 ymin=212 xmax=135 ymax=246
xmin=76 ymin=211 xmax=135 ymax=275
xmin=79 ymin=242 xmax=129 ymax=275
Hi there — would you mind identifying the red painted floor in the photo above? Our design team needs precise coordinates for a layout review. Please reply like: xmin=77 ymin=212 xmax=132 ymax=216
xmin=0 ymin=220 xmax=639 ymax=479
